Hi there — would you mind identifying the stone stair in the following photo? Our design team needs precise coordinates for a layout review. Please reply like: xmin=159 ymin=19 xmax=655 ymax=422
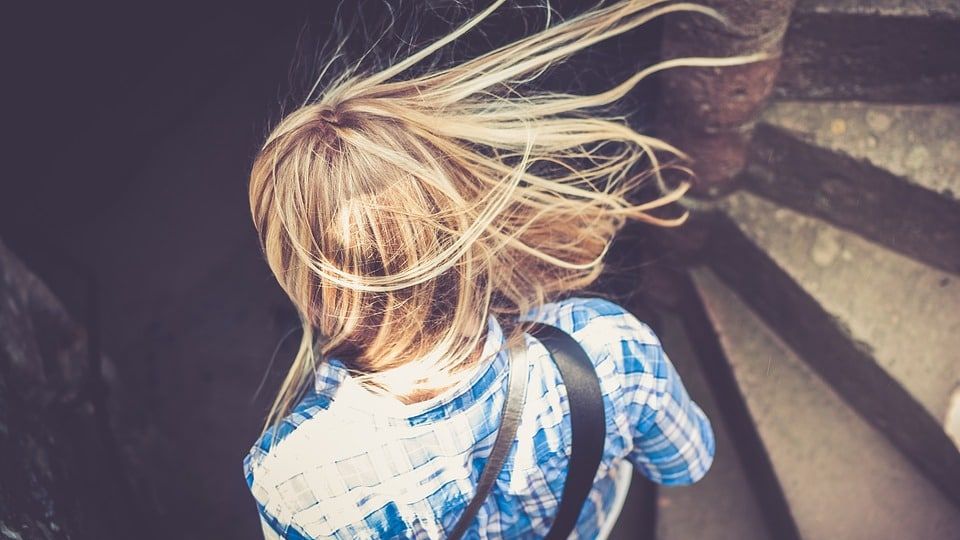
xmin=775 ymin=0 xmax=960 ymax=102
xmin=691 ymin=268 xmax=960 ymax=539
xmin=646 ymin=0 xmax=960 ymax=537
xmin=745 ymin=101 xmax=960 ymax=274
xmin=702 ymin=190 xmax=960 ymax=506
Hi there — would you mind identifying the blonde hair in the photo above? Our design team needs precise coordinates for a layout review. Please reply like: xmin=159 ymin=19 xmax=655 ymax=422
xmin=249 ymin=0 xmax=762 ymax=432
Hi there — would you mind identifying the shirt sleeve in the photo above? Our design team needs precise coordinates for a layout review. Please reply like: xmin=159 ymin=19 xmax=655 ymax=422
xmin=616 ymin=318 xmax=715 ymax=485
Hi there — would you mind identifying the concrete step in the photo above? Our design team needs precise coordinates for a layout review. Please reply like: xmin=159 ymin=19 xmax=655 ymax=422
xmin=776 ymin=0 xmax=960 ymax=101
xmin=691 ymin=267 xmax=960 ymax=539
xmin=703 ymin=191 xmax=960 ymax=506
xmin=745 ymin=101 xmax=960 ymax=274
xmin=650 ymin=310 xmax=769 ymax=540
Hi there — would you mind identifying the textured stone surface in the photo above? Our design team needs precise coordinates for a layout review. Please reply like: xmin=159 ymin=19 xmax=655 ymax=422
xmin=762 ymin=102 xmax=960 ymax=199
xmin=776 ymin=3 xmax=960 ymax=101
xmin=653 ymin=312 xmax=768 ymax=540
xmin=796 ymin=0 xmax=960 ymax=18
xmin=693 ymin=268 xmax=960 ymax=539
xmin=745 ymin=101 xmax=960 ymax=274
xmin=700 ymin=193 xmax=960 ymax=505
xmin=948 ymin=387 xmax=960 ymax=450
xmin=658 ymin=0 xmax=795 ymax=193
xmin=721 ymin=192 xmax=960 ymax=426
xmin=0 ymin=238 xmax=138 ymax=539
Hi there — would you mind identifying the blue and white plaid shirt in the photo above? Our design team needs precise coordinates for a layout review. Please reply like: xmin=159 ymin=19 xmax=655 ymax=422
xmin=244 ymin=297 xmax=715 ymax=539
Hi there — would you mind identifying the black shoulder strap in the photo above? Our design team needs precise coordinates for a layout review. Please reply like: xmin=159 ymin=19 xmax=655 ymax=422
xmin=448 ymin=322 xmax=605 ymax=540
xmin=447 ymin=340 xmax=529 ymax=540
xmin=527 ymin=321 xmax=606 ymax=540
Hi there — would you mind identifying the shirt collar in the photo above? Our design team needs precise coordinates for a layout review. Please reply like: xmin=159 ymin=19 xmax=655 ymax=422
xmin=312 ymin=314 xmax=509 ymax=423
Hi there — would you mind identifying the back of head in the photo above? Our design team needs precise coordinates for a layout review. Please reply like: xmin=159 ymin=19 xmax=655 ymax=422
xmin=249 ymin=0 xmax=754 ymax=427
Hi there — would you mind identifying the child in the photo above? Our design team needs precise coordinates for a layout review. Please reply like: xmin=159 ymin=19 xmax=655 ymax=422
xmin=244 ymin=1 xmax=731 ymax=537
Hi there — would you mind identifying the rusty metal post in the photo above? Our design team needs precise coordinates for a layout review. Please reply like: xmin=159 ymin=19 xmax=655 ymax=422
xmin=658 ymin=0 xmax=797 ymax=197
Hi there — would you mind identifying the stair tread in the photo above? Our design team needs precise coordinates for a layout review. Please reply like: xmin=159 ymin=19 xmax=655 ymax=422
xmin=795 ymin=0 xmax=960 ymax=18
xmin=720 ymin=191 xmax=960 ymax=427
xmin=761 ymin=101 xmax=960 ymax=201
xmin=652 ymin=313 xmax=768 ymax=540
xmin=692 ymin=268 xmax=960 ymax=539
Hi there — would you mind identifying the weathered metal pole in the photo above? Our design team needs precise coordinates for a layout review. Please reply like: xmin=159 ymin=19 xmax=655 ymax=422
xmin=658 ymin=0 xmax=797 ymax=197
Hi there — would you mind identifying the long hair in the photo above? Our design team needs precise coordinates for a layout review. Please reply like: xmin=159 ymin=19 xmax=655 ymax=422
xmin=249 ymin=0 xmax=762 ymax=433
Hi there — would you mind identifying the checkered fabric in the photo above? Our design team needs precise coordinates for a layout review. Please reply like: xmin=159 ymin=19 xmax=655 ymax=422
xmin=244 ymin=297 xmax=715 ymax=539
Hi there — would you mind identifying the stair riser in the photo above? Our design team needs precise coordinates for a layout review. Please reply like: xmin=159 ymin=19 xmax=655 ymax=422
xmin=704 ymin=214 xmax=960 ymax=506
xmin=745 ymin=123 xmax=960 ymax=274
xmin=776 ymin=13 xmax=960 ymax=102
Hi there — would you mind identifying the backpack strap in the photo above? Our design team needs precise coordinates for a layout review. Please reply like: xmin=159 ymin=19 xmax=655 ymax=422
xmin=447 ymin=339 xmax=529 ymax=540
xmin=527 ymin=321 xmax=606 ymax=540
xmin=448 ymin=321 xmax=606 ymax=540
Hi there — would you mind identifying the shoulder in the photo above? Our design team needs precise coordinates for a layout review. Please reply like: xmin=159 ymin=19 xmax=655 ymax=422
xmin=244 ymin=391 xmax=333 ymax=475
xmin=243 ymin=392 xmax=343 ymax=538
xmin=521 ymin=296 xmax=661 ymax=348
xmin=520 ymin=296 xmax=665 ymax=390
